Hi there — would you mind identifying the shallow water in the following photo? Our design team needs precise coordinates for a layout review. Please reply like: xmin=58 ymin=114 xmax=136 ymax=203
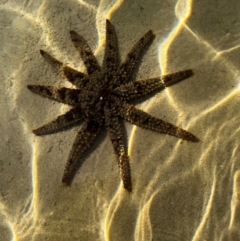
xmin=1 ymin=0 xmax=240 ymax=240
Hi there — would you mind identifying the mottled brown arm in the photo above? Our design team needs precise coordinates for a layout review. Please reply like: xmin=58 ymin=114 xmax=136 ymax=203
xmin=32 ymin=106 xmax=83 ymax=136
xmin=116 ymin=30 xmax=155 ymax=86
xmin=62 ymin=118 xmax=102 ymax=185
xmin=161 ymin=69 xmax=193 ymax=87
xmin=40 ymin=49 xmax=63 ymax=70
xmin=63 ymin=66 xmax=90 ymax=88
xmin=40 ymin=50 xmax=89 ymax=88
xmin=27 ymin=85 xmax=83 ymax=106
xmin=104 ymin=104 xmax=131 ymax=191
xmin=113 ymin=77 xmax=164 ymax=100
xmin=116 ymin=100 xmax=199 ymax=142
xmin=113 ymin=69 xmax=193 ymax=100
xmin=70 ymin=30 xmax=101 ymax=77
xmin=102 ymin=19 xmax=118 ymax=76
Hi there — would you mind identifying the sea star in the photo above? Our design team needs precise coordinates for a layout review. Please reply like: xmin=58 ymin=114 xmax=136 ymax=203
xmin=27 ymin=19 xmax=198 ymax=191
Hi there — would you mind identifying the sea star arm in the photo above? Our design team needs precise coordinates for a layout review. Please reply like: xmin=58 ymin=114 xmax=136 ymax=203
xmin=32 ymin=106 xmax=83 ymax=135
xmin=27 ymin=85 xmax=83 ymax=106
xmin=116 ymin=101 xmax=199 ymax=142
xmin=161 ymin=69 xmax=193 ymax=87
xmin=102 ymin=19 xmax=118 ymax=77
xmin=63 ymin=66 xmax=90 ymax=88
xmin=40 ymin=49 xmax=63 ymax=70
xmin=70 ymin=30 xmax=101 ymax=77
xmin=62 ymin=118 xmax=102 ymax=185
xmin=116 ymin=30 xmax=155 ymax=86
xmin=104 ymin=104 xmax=131 ymax=191
xmin=40 ymin=50 xmax=89 ymax=88
xmin=113 ymin=77 xmax=164 ymax=100
xmin=113 ymin=69 xmax=193 ymax=100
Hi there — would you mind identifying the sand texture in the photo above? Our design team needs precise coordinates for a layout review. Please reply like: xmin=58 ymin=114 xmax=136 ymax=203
xmin=1 ymin=0 xmax=240 ymax=240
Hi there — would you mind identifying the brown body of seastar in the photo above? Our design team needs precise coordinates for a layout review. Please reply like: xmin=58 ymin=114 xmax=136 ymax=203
xmin=27 ymin=19 xmax=199 ymax=192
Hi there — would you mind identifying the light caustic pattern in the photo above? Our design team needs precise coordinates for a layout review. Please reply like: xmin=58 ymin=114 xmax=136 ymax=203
xmin=2 ymin=0 xmax=240 ymax=240
xmin=0 ymin=145 xmax=40 ymax=240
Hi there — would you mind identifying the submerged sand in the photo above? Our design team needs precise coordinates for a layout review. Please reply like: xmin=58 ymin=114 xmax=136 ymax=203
xmin=1 ymin=0 xmax=240 ymax=240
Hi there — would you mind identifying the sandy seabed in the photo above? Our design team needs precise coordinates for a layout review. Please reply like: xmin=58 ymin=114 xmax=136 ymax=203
xmin=1 ymin=0 xmax=240 ymax=240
